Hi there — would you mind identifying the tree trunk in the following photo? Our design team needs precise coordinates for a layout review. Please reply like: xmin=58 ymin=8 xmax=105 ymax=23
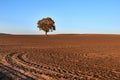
xmin=45 ymin=31 xmax=47 ymax=35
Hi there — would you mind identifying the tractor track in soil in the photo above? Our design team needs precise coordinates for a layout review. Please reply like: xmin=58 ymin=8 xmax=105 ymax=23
xmin=4 ymin=52 xmax=93 ymax=80
xmin=2 ymin=50 xmax=118 ymax=80
xmin=0 ymin=62 xmax=35 ymax=80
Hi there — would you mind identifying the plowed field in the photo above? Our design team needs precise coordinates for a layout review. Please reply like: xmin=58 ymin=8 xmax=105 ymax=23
xmin=0 ymin=34 xmax=120 ymax=80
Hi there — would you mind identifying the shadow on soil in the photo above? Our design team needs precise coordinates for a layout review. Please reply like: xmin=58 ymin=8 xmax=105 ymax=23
xmin=0 ymin=72 xmax=13 ymax=80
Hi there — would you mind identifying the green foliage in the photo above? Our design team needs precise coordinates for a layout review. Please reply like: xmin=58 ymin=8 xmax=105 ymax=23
xmin=37 ymin=17 xmax=56 ymax=35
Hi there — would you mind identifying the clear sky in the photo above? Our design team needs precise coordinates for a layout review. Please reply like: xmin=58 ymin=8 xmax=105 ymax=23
xmin=0 ymin=0 xmax=120 ymax=34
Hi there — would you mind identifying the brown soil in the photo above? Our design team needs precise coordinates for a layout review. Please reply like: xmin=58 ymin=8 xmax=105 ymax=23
xmin=0 ymin=34 xmax=120 ymax=80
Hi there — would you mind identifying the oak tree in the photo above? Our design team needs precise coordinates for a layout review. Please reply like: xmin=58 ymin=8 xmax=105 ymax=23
xmin=37 ymin=17 xmax=56 ymax=35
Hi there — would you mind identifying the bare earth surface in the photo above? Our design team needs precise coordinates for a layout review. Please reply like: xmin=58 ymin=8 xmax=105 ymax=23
xmin=0 ymin=34 xmax=120 ymax=80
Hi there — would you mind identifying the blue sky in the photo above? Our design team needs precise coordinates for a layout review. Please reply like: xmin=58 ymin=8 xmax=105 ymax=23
xmin=0 ymin=0 xmax=120 ymax=34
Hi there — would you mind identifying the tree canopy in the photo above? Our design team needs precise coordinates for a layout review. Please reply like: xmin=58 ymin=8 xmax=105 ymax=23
xmin=37 ymin=17 xmax=56 ymax=35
